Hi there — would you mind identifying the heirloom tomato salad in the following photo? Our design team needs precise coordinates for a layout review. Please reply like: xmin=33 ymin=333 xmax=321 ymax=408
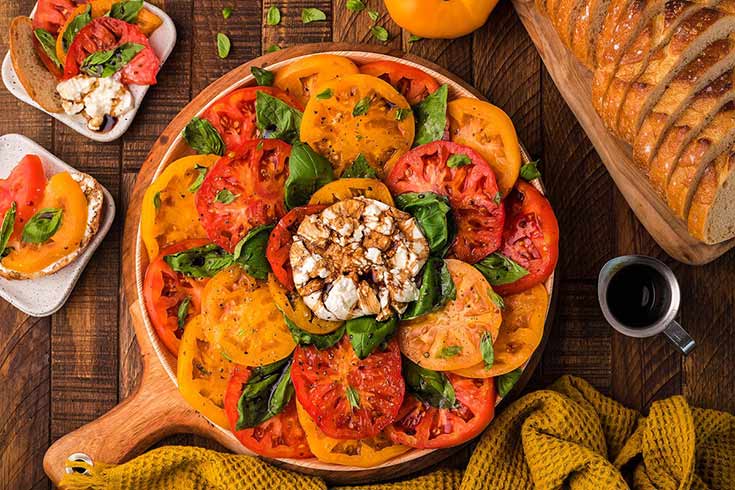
xmin=141 ymin=54 xmax=559 ymax=466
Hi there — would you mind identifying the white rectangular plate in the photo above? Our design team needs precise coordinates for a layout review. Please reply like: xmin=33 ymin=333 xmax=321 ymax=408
xmin=0 ymin=133 xmax=115 ymax=317
xmin=1 ymin=2 xmax=177 ymax=142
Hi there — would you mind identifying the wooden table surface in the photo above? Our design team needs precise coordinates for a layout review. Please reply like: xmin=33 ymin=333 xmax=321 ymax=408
xmin=2 ymin=1 xmax=734 ymax=489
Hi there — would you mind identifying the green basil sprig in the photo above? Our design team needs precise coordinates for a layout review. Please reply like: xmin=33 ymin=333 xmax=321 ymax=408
xmin=402 ymin=258 xmax=456 ymax=321
xmin=22 ymin=208 xmax=63 ymax=244
xmin=164 ymin=244 xmax=233 ymax=278
xmin=403 ymin=358 xmax=456 ymax=409
xmin=255 ymin=91 xmax=303 ymax=144
xmin=346 ymin=315 xmax=398 ymax=359
xmin=217 ymin=33 xmax=231 ymax=59
xmin=346 ymin=385 xmax=360 ymax=408
xmin=188 ymin=164 xmax=208 ymax=193
xmin=497 ymin=368 xmax=523 ymax=398
xmin=474 ymin=253 xmax=529 ymax=286
xmin=395 ymin=192 xmax=454 ymax=256
xmin=34 ymin=29 xmax=62 ymax=69
xmin=481 ymin=332 xmax=494 ymax=369
xmin=0 ymin=202 xmax=16 ymax=257
xmin=215 ymin=189 xmax=238 ymax=204
xmin=447 ymin=153 xmax=471 ymax=168
xmin=519 ymin=160 xmax=542 ymax=181
xmin=61 ymin=5 xmax=91 ymax=53
xmin=284 ymin=316 xmax=345 ymax=350
xmin=81 ymin=42 xmax=145 ymax=78
xmin=236 ymin=358 xmax=294 ymax=430
xmin=109 ymin=0 xmax=144 ymax=23
xmin=342 ymin=154 xmax=377 ymax=179
xmin=177 ymin=297 xmax=191 ymax=333
xmin=183 ymin=117 xmax=226 ymax=156
xmin=413 ymin=84 xmax=448 ymax=147
xmin=251 ymin=66 xmax=275 ymax=86
xmin=232 ymin=224 xmax=274 ymax=280
xmin=284 ymin=142 xmax=335 ymax=209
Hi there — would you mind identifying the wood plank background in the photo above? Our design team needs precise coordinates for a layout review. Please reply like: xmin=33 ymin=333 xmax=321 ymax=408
xmin=1 ymin=1 xmax=733 ymax=488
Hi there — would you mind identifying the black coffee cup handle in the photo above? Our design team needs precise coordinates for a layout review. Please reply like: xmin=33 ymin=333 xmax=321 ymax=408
xmin=663 ymin=320 xmax=696 ymax=355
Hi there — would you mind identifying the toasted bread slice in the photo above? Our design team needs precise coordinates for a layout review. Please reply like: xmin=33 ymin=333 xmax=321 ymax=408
xmin=9 ymin=16 xmax=63 ymax=114
xmin=688 ymin=147 xmax=735 ymax=242
xmin=570 ymin=0 xmax=613 ymax=69
xmin=0 ymin=171 xmax=104 ymax=280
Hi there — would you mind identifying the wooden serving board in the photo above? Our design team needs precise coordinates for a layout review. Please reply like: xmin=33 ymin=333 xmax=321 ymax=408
xmin=43 ymin=43 xmax=556 ymax=485
xmin=512 ymin=0 xmax=735 ymax=265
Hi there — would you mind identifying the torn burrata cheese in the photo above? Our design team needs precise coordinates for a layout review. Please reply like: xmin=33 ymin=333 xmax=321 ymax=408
xmin=56 ymin=75 xmax=134 ymax=131
xmin=290 ymin=197 xmax=429 ymax=321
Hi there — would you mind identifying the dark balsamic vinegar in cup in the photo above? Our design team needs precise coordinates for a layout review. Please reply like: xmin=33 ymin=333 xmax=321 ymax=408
xmin=605 ymin=264 xmax=672 ymax=328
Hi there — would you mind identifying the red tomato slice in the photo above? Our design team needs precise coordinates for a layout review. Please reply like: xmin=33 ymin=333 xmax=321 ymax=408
xmin=63 ymin=17 xmax=160 ymax=85
xmin=386 ymin=374 xmax=496 ymax=449
xmin=386 ymin=141 xmax=505 ymax=263
xmin=33 ymin=0 xmax=87 ymax=35
xmin=224 ymin=366 xmax=313 ymax=459
xmin=143 ymin=239 xmax=210 ymax=356
xmin=266 ymin=204 xmax=327 ymax=291
xmin=202 ymin=87 xmax=303 ymax=153
xmin=195 ymin=139 xmax=290 ymax=253
xmin=0 ymin=155 xmax=47 ymax=241
xmin=291 ymin=337 xmax=405 ymax=440
xmin=495 ymin=181 xmax=559 ymax=295
xmin=360 ymin=60 xmax=441 ymax=105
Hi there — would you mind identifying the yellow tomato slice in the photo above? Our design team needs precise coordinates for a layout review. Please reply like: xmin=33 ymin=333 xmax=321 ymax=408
xmin=2 ymin=172 xmax=88 ymax=274
xmin=203 ymin=266 xmax=295 ymax=367
xmin=308 ymin=178 xmax=395 ymax=206
xmin=453 ymin=284 xmax=548 ymax=378
xmin=274 ymin=54 xmax=360 ymax=107
xmin=398 ymin=259 xmax=502 ymax=371
xmin=140 ymin=155 xmax=220 ymax=261
xmin=267 ymin=274 xmax=343 ymax=334
xmin=300 ymin=74 xmax=414 ymax=178
xmin=447 ymin=98 xmax=522 ymax=196
xmin=296 ymin=401 xmax=409 ymax=467
xmin=176 ymin=315 xmax=232 ymax=428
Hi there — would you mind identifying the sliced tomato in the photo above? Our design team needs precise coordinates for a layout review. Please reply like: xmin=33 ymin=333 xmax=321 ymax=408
xmin=308 ymin=178 xmax=395 ymax=207
xmin=202 ymin=87 xmax=303 ymax=153
xmin=224 ymin=366 xmax=313 ymax=459
xmin=495 ymin=182 xmax=559 ymax=295
xmin=63 ymin=16 xmax=160 ymax=85
xmin=386 ymin=141 xmax=505 ymax=263
xmin=33 ymin=0 xmax=87 ymax=35
xmin=0 ymin=155 xmax=47 ymax=241
xmin=267 ymin=275 xmax=343 ymax=335
xmin=360 ymin=60 xmax=440 ymax=105
xmin=291 ymin=337 xmax=405 ymax=440
xmin=143 ymin=239 xmax=210 ymax=356
xmin=266 ymin=204 xmax=326 ymax=290
xmin=195 ymin=139 xmax=290 ymax=253
xmin=386 ymin=374 xmax=496 ymax=449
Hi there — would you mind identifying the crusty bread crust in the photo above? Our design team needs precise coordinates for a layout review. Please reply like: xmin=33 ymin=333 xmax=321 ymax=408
xmin=0 ymin=172 xmax=104 ymax=280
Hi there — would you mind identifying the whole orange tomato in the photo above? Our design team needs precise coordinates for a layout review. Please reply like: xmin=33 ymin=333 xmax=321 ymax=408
xmin=383 ymin=0 xmax=499 ymax=39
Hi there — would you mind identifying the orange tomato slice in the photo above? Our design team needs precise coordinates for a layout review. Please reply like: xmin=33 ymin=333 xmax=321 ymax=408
xmin=267 ymin=274 xmax=343 ymax=335
xmin=453 ymin=284 xmax=548 ymax=378
xmin=140 ymin=155 xmax=220 ymax=261
xmin=274 ymin=54 xmax=359 ymax=107
xmin=398 ymin=259 xmax=502 ymax=371
xmin=308 ymin=178 xmax=395 ymax=206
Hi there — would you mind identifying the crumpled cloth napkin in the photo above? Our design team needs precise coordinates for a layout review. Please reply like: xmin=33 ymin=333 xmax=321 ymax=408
xmin=60 ymin=375 xmax=735 ymax=490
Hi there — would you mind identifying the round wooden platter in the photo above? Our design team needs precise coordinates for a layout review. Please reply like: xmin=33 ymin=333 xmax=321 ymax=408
xmin=43 ymin=43 xmax=557 ymax=486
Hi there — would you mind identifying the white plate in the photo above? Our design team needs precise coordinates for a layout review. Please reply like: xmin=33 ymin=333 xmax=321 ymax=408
xmin=0 ymin=133 xmax=115 ymax=317
xmin=1 ymin=2 xmax=176 ymax=142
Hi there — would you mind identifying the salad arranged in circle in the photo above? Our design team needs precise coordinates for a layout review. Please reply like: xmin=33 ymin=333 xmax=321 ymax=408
xmin=141 ymin=54 xmax=559 ymax=466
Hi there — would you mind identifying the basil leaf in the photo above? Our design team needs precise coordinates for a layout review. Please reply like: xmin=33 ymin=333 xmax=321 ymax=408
xmin=447 ymin=153 xmax=471 ymax=168
xmin=255 ymin=91 xmax=303 ymax=144
xmin=402 ymin=258 xmax=456 ymax=320
xmin=81 ymin=42 xmax=145 ymax=78
xmin=413 ymin=84 xmax=448 ymax=147
xmin=153 ymin=192 xmax=161 ymax=209
xmin=34 ymin=29 xmax=62 ymax=69
xmin=368 ymin=10 xmax=379 ymax=22
xmin=284 ymin=316 xmax=345 ymax=350
xmin=346 ymin=316 xmax=398 ymax=360
xmin=232 ymin=224 xmax=273 ymax=280
xmin=22 ymin=208 xmax=62 ymax=244
xmin=395 ymin=192 xmax=454 ymax=256
xmin=109 ymin=0 xmax=144 ymax=23
xmin=395 ymin=107 xmax=412 ymax=121
xmin=164 ymin=244 xmax=234 ymax=278
xmin=316 ymin=88 xmax=333 ymax=99
xmin=438 ymin=345 xmax=462 ymax=359
xmin=520 ymin=160 xmax=542 ymax=181
xmin=497 ymin=368 xmax=523 ymax=398
xmin=488 ymin=288 xmax=505 ymax=309
xmin=346 ymin=385 xmax=361 ymax=408
xmin=61 ymin=5 xmax=91 ymax=53
xmin=284 ymin=142 xmax=335 ymax=209
xmin=266 ymin=6 xmax=281 ymax=25
xmin=493 ymin=192 xmax=502 ymax=205
xmin=266 ymin=44 xmax=281 ymax=53
xmin=409 ymin=34 xmax=422 ymax=43
xmin=474 ymin=253 xmax=529 ymax=286
xmin=215 ymin=189 xmax=239 ymax=204
xmin=217 ymin=33 xmax=231 ymax=59
xmin=236 ymin=358 xmax=294 ymax=429
xmin=0 ymin=202 xmax=16 ymax=257
xmin=346 ymin=0 xmax=366 ymax=12
xmin=481 ymin=332 xmax=494 ymax=369
xmin=342 ymin=154 xmax=377 ymax=179
xmin=403 ymin=358 xmax=456 ymax=409
xmin=251 ymin=66 xmax=275 ymax=86
xmin=371 ymin=26 xmax=389 ymax=42
xmin=302 ymin=7 xmax=326 ymax=23
xmin=353 ymin=96 xmax=372 ymax=116
xmin=183 ymin=117 xmax=225 ymax=156
xmin=188 ymin=164 xmax=208 ymax=193
xmin=177 ymin=297 xmax=191 ymax=332
xmin=222 ymin=7 xmax=233 ymax=19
